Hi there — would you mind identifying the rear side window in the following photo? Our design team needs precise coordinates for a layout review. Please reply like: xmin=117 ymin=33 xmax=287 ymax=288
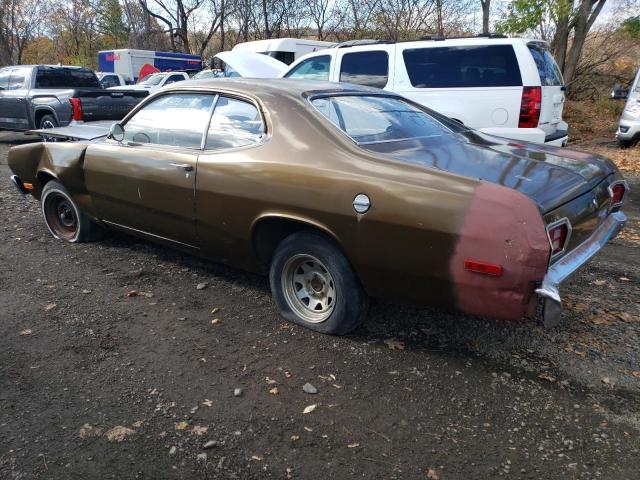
xmin=402 ymin=45 xmax=522 ymax=88
xmin=527 ymin=44 xmax=563 ymax=86
xmin=285 ymin=55 xmax=331 ymax=80
xmin=339 ymin=51 xmax=389 ymax=88
xmin=35 ymin=68 xmax=100 ymax=88
xmin=206 ymin=96 xmax=263 ymax=150
xmin=100 ymin=75 xmax=120 ymax=88
xmin=7 ymin=71 xmax=26 ymax=90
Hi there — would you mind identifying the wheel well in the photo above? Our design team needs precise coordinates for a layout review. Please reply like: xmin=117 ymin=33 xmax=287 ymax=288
xmin=252 ymin=217 xmax=336 ymax=266
xmin=37 ymin=171 xmax=56 ymax=189
xmin=34 ymin=109 xmax=55 ymax=128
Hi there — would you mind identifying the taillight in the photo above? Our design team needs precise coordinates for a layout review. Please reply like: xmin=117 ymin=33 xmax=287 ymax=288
xmin=608 ymin=180 xmax=627 ymax=208
xmin=69 ymin=98 xmax=83 ymax=121
xmin=546 ymin=218 xmax=571 ymax=259
xmin=518 ymin=86 xmax=541 ymax=128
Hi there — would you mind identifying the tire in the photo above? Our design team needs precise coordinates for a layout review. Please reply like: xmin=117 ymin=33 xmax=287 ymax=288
xmin=39 ymin=114 xmax=58 ymax=130
xmin=617 ymin=138 xmax=637 ymax=149
xmin=269 ymin=231 xmax=368 ymax=335
xmin=41 ymin=180 xmax=101 ymax=242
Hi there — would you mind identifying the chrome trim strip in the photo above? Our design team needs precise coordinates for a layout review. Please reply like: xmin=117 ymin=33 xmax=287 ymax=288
xmin=102 ymin=220 xmax=200 ymax=250
xmin=536 ymin=211 xmax=627 ymax=323
xmin=10 ymin=175 xmax=28 ymax=194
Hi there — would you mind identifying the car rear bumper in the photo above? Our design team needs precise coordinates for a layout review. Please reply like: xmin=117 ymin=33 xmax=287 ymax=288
xmin=535 ymin=210 xmax=627 ymax=326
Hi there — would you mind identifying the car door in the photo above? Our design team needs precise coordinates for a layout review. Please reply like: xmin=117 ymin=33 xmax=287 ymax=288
xmin=84 ymin=92 xmax=216 ymax=248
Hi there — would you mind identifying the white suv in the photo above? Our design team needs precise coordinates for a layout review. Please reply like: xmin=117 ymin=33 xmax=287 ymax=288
xmin=282 ymin=36 xmax=568 ymax=146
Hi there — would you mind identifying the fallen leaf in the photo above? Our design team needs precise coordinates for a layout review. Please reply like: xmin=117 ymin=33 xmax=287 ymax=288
xmin=303 ymin=426 xmax=313 ymax=432
xmin=303 ymin=404 xmax=317 ymax=414
xmin=538 ymin=372 xmax=556 ymax=382
xmin=269 ymin=387 xmax=279 ymax=395
xmin=104 ymin=426 xmax=135 ymax=442
xmin=126 ymin=290 xmax=152 ymax=297
xmin=384 ymin=338 xmax=405 ymax=351
xmin=427 ymin=468 xmax=440 ymax=480
xmin=132 ymin=420 xmax=144 ymax=428
xmin=590 ymin=313 xmax=615 ymax=326
xmin=211 ymin=307 xmax=220 ymax=314
xmin=79 ymin=424 xmax=102 ymax=438
xmin=631 ymin=371 xmax=640 ymax=379
xmin=191 ymin=425 xmax=208 ymax=436
xmin=284 ymin=371 xmax=292 ymax=378
xmin=202 ymin=399 xmax=213 ymax=407
xmin=347 ymin=442 xmax=360 ymax=448
xmin=564 ymin=344 xmax=574 ymax=353
xmin=19 ymin=329 xmax=32 ymax=337
xmin=211 ymin=318 xmax=221 ymax=325
xmin=593 ymin=279 xmax=607 ymax=286
xmin=175 ymin=421 xmax=189 ymax=431
xmin=615 ymin=312 xmax=636 ymax=323
xmin=601 ymin=377 xmax=612 ymax=385
xmin=619 ymin=277 xmax=630 ymax=282
xmin=290 ymin=435 xmax=300 ymax=441
xmin=251 ymin=455 xmax=263 ymax=461
xmin=44 ymin=303 xmax=56 ymax=311
xmin=574 ymin=350 xmax=587 ymax=358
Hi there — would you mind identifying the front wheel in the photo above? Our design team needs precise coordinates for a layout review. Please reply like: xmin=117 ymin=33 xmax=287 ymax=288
xmin=269 ymin=231 xmax=368 ymax=335
xmin=41 ymin=180 xmax=101 ymax=242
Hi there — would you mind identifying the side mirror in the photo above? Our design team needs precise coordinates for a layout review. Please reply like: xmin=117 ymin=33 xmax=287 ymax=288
xmin=109 ymin=123 xmax=125 ymax=142
xmin=611 ymin=84 xmax=629 ymax=100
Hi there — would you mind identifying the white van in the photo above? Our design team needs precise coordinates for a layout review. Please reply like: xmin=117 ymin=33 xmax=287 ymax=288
xmin=282 ymin=36 xmax=568 ymax=146
xmin=232 ymin=38 xmax=335 ymax=65
xmin=615 ymin=68 xmax=640 ymax=148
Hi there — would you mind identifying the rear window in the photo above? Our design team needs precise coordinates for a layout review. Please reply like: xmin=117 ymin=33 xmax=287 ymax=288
xmin=339 ymin=51 xmax=389 ymax=88
xmin=402 ymin=45 xmax=522 ymax=88
xmin=35 ymin=68 xmax=100 ymax=88
xmin=311 ymin=95 xmax=446 ymax=145
xmin=527 ymin=43 xmax=563 ymax=86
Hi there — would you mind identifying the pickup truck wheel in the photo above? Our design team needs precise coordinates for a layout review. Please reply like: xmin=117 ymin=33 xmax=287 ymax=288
xmin=39 ymin=115 xmax=59 ymax=142
xmin=269 ymin=231 xmax=368 ymax=335
xmin=41 ymin=180 xmax=101 ymax=243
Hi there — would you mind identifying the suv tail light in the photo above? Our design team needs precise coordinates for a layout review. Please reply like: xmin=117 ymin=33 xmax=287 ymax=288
xmin=69 ymin=98 xmax=83 ymax=121
xmin=608 ymin=180 xmax=627 ymax=208
xmin=518 ymin=86 xmax=541 ymax=128
xmin=546 ymin=218 xmax=571 ymax=260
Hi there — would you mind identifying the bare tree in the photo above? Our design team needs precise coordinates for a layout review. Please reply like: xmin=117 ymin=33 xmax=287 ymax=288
xmin=479 ymin=0 xmax=490 ymax=34
xmin=0 ymin=0 xmax=50 ymax=65
xmin=138 ymin=0 xmax=206 ymax=51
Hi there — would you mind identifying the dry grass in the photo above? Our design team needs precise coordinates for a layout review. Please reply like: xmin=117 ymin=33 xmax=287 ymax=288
xmin=566 ymin=99 xmax=640 ymax=175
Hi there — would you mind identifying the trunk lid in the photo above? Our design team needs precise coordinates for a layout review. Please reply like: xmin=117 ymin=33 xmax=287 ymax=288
xmin=361 ymin=130 xmax=616 ymax=213
xmin=214 ymin=51 xmax=287 ymax=78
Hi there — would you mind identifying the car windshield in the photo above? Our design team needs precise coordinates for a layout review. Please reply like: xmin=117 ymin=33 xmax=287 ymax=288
xmin=193 ymin=70 xmax=215 ymax=79
xmin=139 ymin=74 xmax=165 ymax=86
xmin=311 ymin=95 xmax=453 ymax=145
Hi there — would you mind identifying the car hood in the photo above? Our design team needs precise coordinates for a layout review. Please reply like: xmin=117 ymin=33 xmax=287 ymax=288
xmin=214 ymin=51 xmax=287 ymax=78
xmin=362 ymin=130 xmax=617 ymax=213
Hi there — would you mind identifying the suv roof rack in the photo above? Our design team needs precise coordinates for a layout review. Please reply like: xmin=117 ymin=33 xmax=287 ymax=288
xmin=420 ymin=33 xmax=508 ymax=41
xmin=336 ymin=39 xmax=391 ymax=48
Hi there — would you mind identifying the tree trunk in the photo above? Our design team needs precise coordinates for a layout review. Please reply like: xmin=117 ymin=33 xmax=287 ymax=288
xmin=563 ymin=0 xmax=606 ymax=90
xmin=435 ymin=0 xmax=443 ymax=36
xmin=551 ymin=11 xmax=569 ymax=72
xmin=480 ymin=0 xmax=490 ymax=34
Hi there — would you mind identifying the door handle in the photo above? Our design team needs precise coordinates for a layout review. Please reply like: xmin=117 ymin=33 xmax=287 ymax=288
xmin=170 ymin=163 xmax=193 ymax=172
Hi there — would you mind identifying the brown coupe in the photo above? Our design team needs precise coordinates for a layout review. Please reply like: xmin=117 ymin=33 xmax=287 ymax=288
xmin=8 ymin=79 xmax=628 ymax=334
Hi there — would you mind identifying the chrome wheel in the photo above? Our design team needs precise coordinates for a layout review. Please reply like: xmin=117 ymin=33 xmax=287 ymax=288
xmin=281 ymin=254 xmax=336 ymax=323
xmin=42 ymin=120 xmax=56 ymax=129
xmin=43 ymin=192 xmax=78 ymax=241
xmin=40 ymin=118 xmax=58 ymax=142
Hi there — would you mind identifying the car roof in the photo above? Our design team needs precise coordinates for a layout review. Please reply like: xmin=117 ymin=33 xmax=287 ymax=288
xmin=164 ymin=77 xmax=388 ymax=100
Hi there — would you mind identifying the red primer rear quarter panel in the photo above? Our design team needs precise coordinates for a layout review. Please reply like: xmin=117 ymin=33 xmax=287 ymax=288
xmin=450 ymin=182 xmax=551 ymax=320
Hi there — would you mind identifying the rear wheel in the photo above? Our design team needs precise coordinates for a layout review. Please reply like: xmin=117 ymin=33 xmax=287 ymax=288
xmin=269 ymin=231 xmax=368 ymax=335
xmin=41 ymin=180 xmax=101 ymax=242
xmin=39 ymin=114 xmax=59 ymax=142
xmin=617 ymin=138 xmax=637 ymax=149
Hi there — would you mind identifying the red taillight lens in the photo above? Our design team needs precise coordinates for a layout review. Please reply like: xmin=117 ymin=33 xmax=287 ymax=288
xmin=547 ymin=220 xmax=570 ymax=258
xmin=610 ymin=182 xmax=626 ymax=206
xmin=518 ymin=86 xmax=541 ymax=128
xmin=69 ymin=98 xmax=83 ymax=121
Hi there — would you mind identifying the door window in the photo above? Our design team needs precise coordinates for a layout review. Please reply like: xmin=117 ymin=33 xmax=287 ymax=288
xmin=402 ymin=45 xmax=522 ymax=88
xmin=284 ymin=55 xmax=331 ymax=80
xmin=339 ymin=51 xmax=389 ymax=88
xmin=123 ymin=93 xmax=215 ymax=148
xmin=100 ymin=75 xmax=120 ymax=88
xmin=165 ymin=74 xmax=185 ymax=85
xmin=205 ymin=96 xmax=263 ymax=150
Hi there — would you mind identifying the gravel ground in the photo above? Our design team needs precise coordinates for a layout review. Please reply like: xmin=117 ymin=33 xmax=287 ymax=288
xmin=1 ymin=132 xmax=639 ymax=479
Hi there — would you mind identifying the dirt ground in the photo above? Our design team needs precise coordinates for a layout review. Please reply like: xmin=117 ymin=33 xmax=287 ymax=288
xmin=1 ymin=129 xmax=639 ymax=479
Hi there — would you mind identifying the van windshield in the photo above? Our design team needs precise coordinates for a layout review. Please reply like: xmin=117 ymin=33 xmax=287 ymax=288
xmin=311 ymin=95 xmax=457 ymax=145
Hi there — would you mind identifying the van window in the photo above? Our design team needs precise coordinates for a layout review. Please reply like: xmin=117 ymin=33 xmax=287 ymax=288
xmin=35 ymin=68 xmax=100 ymax=88
xmin=267 ymin=51 xmax=295 ymax=65
xmin=285 ymin=55 xmax=331 ymax=80
xmin=527 ymin=44 xmax=563 ymax=86
xmin=339 ymin=51 xmax=388 ymax=88
xmin=402 ymin=45 xmax=522 ymax=88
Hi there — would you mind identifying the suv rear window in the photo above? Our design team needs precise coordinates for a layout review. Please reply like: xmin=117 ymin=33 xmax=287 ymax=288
xmin=527 ymin=43 xmax=563 ymax=86
xmin=402 ymin=45 xmax=522 ymax=88
xmin=339 ymin=51 xmax=389 ymax=88
xmin=35 ymin=68 xmax=100 ymax=88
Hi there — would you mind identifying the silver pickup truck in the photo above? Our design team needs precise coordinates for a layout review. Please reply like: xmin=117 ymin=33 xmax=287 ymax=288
xmin=0 ymin=65 xmax=149 ymax=131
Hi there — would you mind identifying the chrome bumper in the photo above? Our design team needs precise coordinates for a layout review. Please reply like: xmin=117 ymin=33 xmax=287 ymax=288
xmin=10 ymin=175 xmax=29 ymax=194
xmin=536 ymin=211 xmax=627 ymax=327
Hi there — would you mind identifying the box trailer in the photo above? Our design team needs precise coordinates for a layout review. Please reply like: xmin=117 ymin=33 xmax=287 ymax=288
xmin=98 ymin=49 xmax=203 ymax=84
